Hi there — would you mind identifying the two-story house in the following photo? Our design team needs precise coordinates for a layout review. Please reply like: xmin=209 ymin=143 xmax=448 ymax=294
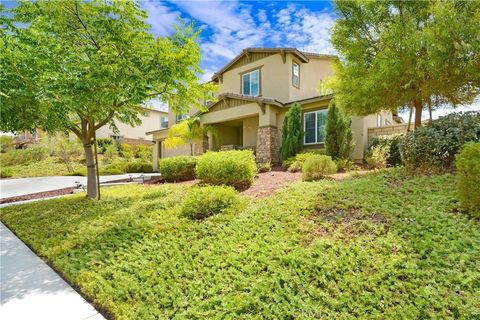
xmin=148 ymin=47 xmax=393 ymax=169
xmin=95 ymin=107 xmax=168 ymax=146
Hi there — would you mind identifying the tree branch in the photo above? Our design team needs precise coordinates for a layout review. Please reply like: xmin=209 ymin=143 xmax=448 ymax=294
xmin=95 ymin=109 xmax=115 ymax=130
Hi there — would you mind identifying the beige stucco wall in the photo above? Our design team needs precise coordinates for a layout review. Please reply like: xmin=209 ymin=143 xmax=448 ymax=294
xmin=96 ymin=109 xmax=167 ymax=141
xmin=218 ymin=53 xmax=290 ymax=102
xmin=288 ymin=56 xmax=334 ymax=102
xmin=243 ymin=117 xmax=259 ymax=147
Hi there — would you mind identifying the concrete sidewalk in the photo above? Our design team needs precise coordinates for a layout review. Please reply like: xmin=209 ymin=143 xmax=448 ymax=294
xmin=0 ymin=222 xmax=105 ymax=320
xmin=0 ymin=174 xmax=160 ymax=199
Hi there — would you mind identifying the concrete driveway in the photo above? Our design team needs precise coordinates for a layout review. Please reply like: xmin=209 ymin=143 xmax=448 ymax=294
xmin=0 ymin=174 xmax=138 ymax=199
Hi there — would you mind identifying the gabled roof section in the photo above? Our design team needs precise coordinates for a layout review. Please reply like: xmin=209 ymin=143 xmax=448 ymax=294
xmin=212 ymin=48 xmax=311 ymax=81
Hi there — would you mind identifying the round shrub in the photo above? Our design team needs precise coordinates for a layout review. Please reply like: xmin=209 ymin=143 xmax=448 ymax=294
xmin=302 ymin=155 xmax=337 ymax=181
xmin=196 ymin=150 xmax=257 ymax=189
xmin=181 ymin=185 xmax=241 ymax=220
xmin=285 ymin=151 xmax=326 ymax=172
xmin=399 ymin=111 xmax=480 ymax=172
xmin=159 ymin=156 xmax=197 ymax=182
xmin=455 ymin=142 xmax=480 ymax=217
xmin=125 ymin=161 xmax=153 ymax=173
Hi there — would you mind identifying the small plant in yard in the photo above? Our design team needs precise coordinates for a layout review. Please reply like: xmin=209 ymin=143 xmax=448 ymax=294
xmin=96 ymin=138 xmax=115 ymax=154
xmin=455 ymin=142 xmax=480 ymax=217
xmin=302 ymin=155 xmax=337 ymax=181
xmin=0 ymin=167 xmax=13 ymax=178
xmin=366 ymin=145 xmax=389 ymax=169
xmin=181 ymin=185 xmax=241 ymax=220
xmin=367 ymin=134 xmax=404 ymax=167
xmin=102 ymin=143 xmax=119 ymax=164
xmin=335 ymin=158 xmax=355 ymax=172
xmin=196 ymin=150 xmax=257 ymax=189
xmin=119 ymin=143 xmax=134 ymax=159
xmin=256 ymin=161 xmax=272 ymax=173
xmin=159 ymin=156 xmax=197 ymax=182
xmin=286 ymin=152 xmax=324 ymax=172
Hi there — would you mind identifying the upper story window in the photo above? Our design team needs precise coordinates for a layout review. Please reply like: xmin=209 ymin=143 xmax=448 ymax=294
xmin=304 ymin=109 xmax=328 ymax=144
xmin=160 ymin=116 xmax=168 ymax=128
xmin=241 ymin=69 xmax=260 ymax=96
xmin=292 ymin=62 xmax=300 ymax=88
xmin=176 ymin=114 xmax=188 ymax=122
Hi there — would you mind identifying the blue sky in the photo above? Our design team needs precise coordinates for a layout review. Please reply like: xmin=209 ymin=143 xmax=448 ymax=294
xmin=142 ymin=0 xmax=337 ymax=82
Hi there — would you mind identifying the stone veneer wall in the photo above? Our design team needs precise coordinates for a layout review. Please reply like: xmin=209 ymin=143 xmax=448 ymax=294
xmin=256 ymin=126 xmax=280 ymax=163
xmin=193 ymin=136 xmax=209 ymax=155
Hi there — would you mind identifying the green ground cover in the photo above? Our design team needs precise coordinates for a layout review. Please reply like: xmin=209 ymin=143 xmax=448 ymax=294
xmin=1 ymin=169 xmax=479 ymax=319
xmin=1 ymin=157 xmax=86 ymax=178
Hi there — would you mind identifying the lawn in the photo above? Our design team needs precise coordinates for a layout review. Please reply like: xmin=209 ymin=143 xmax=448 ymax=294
xmin=1 ymin=169 xmax=479 ymax=319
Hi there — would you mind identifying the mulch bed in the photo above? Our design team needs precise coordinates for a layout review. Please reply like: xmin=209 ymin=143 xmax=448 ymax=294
xmin=241 ymin=168 xmax=302 ymax=199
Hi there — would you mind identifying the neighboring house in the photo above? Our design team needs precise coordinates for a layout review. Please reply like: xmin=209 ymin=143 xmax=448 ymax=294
xmin=148 ymin=47 xmax=395 ymax=169
xmin=13 ymin=129 xmax=45 ymax=148
xmin=95 ymin=107 xmax=168 ymax=146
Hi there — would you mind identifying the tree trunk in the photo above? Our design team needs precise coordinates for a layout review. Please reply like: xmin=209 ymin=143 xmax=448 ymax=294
xmin=83 ymin=143 xmax=98 ymax=199
xmin=414 ymin=99 xmax=423 ymax=129
xmin=407 ymin=103 xmax=413 ymax=132
xmin=190 ymin=143 xmax=193 ymax=156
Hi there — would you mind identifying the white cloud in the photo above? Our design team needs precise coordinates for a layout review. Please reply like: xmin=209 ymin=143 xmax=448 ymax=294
xmin=170 ymin=0 xmax=266 ymax=61
xmin=273 ymin=4 xmax=335 ymax=54
xmin=143 ymin=1 xmax=181 ymax=37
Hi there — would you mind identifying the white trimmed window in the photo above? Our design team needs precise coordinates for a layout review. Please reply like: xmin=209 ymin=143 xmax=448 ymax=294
xmin=304 ymin=109 xmax=328 ymax=144
xmin=241 ymin=69 xmax=260 ymax=96
xmin=292 ymin=62 xmax=300 ymax=88
xmin=160 ymin=116 xmax=168 ymax=128
xmin=377 ymin=113 xmax=382 ymax=127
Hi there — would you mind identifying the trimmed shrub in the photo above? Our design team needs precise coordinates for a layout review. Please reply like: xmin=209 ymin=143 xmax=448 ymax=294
xmin=399 ymin=111 xmax=480 ymax=172
xmin=99 ymin=167 xmax=123 ymax=175
xmin=257 ymin=161 xmax=272 ymax=173
xmin=196 ymin=150 xmax=257 ymax=189
xmin=96 ymin=138 xmax=114 ymax=154
xmin=65 ymin=169 xmax=87 ymax=176
xmin=302 ymin=155 xmax=337 ymax=181
xmin=125 ymin=161 xmax=153 ymax=173
xmin=455 ymin=142 xmax=480 ymax=217
xmin=367 ymin=134 xmax=404 ymax=166
xmin=0 ymin=167 xmax=13 ymax=178
xmin=159 ymin=156 xmax=197 ymax=182
xmin=100 ymin=163 xmax=125 ymax=175
xmin=181 ymin=185 xmax=241 ymax=220
xmin=366 ymin=145 xmax=389 ymax=169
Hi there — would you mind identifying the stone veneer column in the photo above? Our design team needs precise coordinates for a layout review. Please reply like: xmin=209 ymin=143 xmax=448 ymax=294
xmin=256 ymin=125 xmax=280 ymax=163
xmin=194 ymin=135 xmax=209 ymax=155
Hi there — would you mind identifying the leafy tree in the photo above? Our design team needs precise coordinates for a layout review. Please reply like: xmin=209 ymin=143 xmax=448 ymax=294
xmin=164 ymin=117 xmax=214 ymax=156
xmin=0 ymin=0 xmax=213 ymax=199
xmin=280 ymin=103 xmax=304 ymax=160
xmin=325 ymin=100 xmax=354 ymax=160
xmin=331 ymin=0 xmax=480 ymax=128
